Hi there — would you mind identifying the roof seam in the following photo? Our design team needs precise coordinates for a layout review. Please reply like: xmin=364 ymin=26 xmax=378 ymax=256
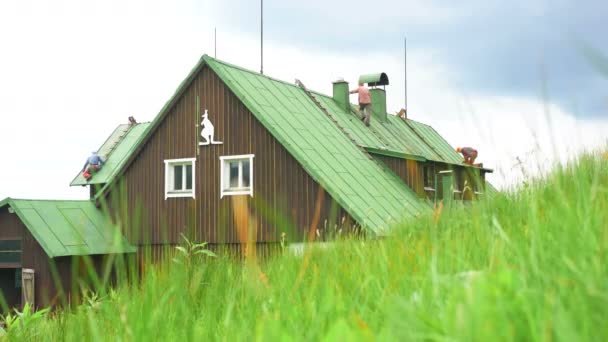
xmin=57 ymin=207 xmax=88 ymax=247
xmin=24 ymin=207 xmax=64 ymax=257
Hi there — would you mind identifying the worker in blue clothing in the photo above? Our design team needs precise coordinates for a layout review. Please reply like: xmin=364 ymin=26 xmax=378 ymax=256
xmin=82 ymin=151 xmax=105 ymax=179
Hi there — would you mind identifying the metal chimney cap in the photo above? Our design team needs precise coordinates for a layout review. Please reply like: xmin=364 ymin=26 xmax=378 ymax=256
xmin=359 ymin=73 xmax=389 ymax=86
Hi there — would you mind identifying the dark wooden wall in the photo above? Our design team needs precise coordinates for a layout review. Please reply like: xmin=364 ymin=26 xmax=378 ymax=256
xmin=428 ymin=162 xmax=486 ymax=201
xmin=372 ymin=154 xmax=424 ymax=196
xmin=0 ymin=208 xmax=110 ymax=309
xmin=372 ymin=157 xmax=486 ymax=202
xmin=0 ymin=208 xmax=59 ymax=309
xmin=0 ymin=269 xmax=21 ymax=310
xmin=0 ymin=207 xmax=23 ymax=240
xmin=105 ymin=65 xmax=354 ymax=248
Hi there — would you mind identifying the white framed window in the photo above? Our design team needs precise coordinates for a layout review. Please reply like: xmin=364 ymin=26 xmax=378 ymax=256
xmin=164 ymin=158 xmax=196 ymax=199
xmin=220 ymin=154 xmax=254 ymax=198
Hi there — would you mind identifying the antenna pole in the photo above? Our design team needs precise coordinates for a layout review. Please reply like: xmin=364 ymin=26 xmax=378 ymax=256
xmin=260 ymin=0 xmax=264 ymax=74
xmin=214 ymin=27 xmax=217 ymax=58
xmin=404 ymin=36 xmax=407 ymax=111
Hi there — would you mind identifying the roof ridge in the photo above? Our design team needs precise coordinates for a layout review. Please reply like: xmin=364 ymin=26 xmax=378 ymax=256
xmin=205 ymin=56 xmax=331 ymax=97
xmin=405 ymin=117 xmax=432 ymax=127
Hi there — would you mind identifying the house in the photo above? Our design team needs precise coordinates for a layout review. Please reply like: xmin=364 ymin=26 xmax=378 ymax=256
xmin=70 ymin=55 xmax=492 ymax=259
xmin=0 ymin=54 xmax=493 ymax=309
xmin=0 ymin=198 xmax=134 ymax=310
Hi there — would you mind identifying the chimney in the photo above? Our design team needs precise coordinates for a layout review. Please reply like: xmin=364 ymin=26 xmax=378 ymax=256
xmin=370 ymin=88 xmax=387 ymax=123
xmin=332 ymin=78 xmax=350 ymax=112
xmin=359 ymin=73 xmax=389 ymax=123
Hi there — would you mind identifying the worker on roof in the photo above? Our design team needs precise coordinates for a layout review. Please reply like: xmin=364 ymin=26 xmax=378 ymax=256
xmin=350 ymin=82 xmax=372 ymax=127
xmin=82 ymin=151 xmax=105 ymax=180
xmin=456 ymin=147 xmax=478 ymax=165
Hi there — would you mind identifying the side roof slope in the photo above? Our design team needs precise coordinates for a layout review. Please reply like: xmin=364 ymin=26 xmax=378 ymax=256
xmin=0 ymin=198 xmax=136 ymax=257
xmin=71 ymin=122 xmax=151 ymax=186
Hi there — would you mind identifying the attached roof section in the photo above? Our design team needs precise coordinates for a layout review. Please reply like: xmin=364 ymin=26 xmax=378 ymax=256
xmin=312 ymin=92 xmax=469 ymax=166
xmin=71 ymin=122 xmax=151 ymax=186
xmin=0 ymin=198 xmax=136 ymax=257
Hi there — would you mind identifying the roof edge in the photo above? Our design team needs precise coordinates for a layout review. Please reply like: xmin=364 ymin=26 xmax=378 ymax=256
xmin=365 ymin=147 xmax=427 ymax=162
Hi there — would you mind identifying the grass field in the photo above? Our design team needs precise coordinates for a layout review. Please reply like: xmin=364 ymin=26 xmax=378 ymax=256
xmin=2 ymin=151 xmax=607 ymax=341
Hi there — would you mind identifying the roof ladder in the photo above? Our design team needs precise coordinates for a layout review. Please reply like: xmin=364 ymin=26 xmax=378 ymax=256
xmin=102 ymin=125 xmax=134 ymax=158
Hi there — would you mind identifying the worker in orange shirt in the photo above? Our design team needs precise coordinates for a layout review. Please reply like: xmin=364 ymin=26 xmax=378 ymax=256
xmin=350 ymin=82 xmax=372 ymax=127
xmin=456 ymin=147 xmax=478 ymax=165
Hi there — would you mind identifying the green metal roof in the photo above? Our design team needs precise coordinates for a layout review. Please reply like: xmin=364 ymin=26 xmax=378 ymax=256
xmin=71 ymin=123 xmax=151 ymax=186
xmin=0 ymin=198 xmax=135 ymax=257
xmin=204 ymin=56 xmax=428 ymax=234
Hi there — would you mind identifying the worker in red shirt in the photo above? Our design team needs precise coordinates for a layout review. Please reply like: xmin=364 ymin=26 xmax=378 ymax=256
xmin=456 ymin=147 xmax=478 ymax=165
xmin=350 ymin=82 xmax=372 ymax=127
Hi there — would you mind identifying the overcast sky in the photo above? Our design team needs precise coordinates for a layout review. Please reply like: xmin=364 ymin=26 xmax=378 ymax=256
xmin=1 ymin=0 xmax=606 ymax=200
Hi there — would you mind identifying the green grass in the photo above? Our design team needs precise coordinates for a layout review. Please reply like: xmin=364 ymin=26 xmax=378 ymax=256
xmin=4 ymin=151 xmax=608 ymax=341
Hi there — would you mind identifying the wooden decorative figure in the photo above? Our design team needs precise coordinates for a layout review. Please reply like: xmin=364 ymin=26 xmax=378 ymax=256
xmin=199 ymin=109 xmax=223 ymax=145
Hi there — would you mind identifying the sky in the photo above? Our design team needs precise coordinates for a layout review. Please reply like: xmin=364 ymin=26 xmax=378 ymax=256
xmin=0 ymin=0 xmax=606 ymax=200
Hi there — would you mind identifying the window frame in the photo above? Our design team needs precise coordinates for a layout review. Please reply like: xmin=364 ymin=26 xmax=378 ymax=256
xmin=219 ymin=154 xmax=254 ymax=198
xmin=164 ymin=157 xmax=196 ymax=199
xmin=423 ymin=164 xmax=436 ymax=192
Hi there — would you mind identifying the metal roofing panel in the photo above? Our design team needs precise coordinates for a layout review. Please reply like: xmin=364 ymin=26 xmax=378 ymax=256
xmin=0 ymin=198 xmax=136 ymax=257
xmin=405 ymin=120 xmax=463 ymax=164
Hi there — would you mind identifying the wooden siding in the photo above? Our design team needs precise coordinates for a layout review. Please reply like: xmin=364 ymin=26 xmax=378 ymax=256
xmin=372 ymin=154 xmax=424 ymax=196
xmin=105 ymin=66 xmax=355 ymax=248
xmin=372 ymin=157 xmax=486 ymax=202
xmin=428 ymin=162 xmax=486 ymax=201
xmin=0 ymin=207 xmax=23 ymax=239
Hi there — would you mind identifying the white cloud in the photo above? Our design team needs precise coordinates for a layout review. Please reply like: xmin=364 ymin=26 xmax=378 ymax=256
xmin=0 ymin=0 xmax=606 ymax=200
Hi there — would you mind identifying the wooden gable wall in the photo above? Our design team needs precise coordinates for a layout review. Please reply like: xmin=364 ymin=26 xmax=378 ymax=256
xmin=372 ymin=154 xmax=424 ymax=196
xmin=105 ymin=66 xmax=354 ymax=248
